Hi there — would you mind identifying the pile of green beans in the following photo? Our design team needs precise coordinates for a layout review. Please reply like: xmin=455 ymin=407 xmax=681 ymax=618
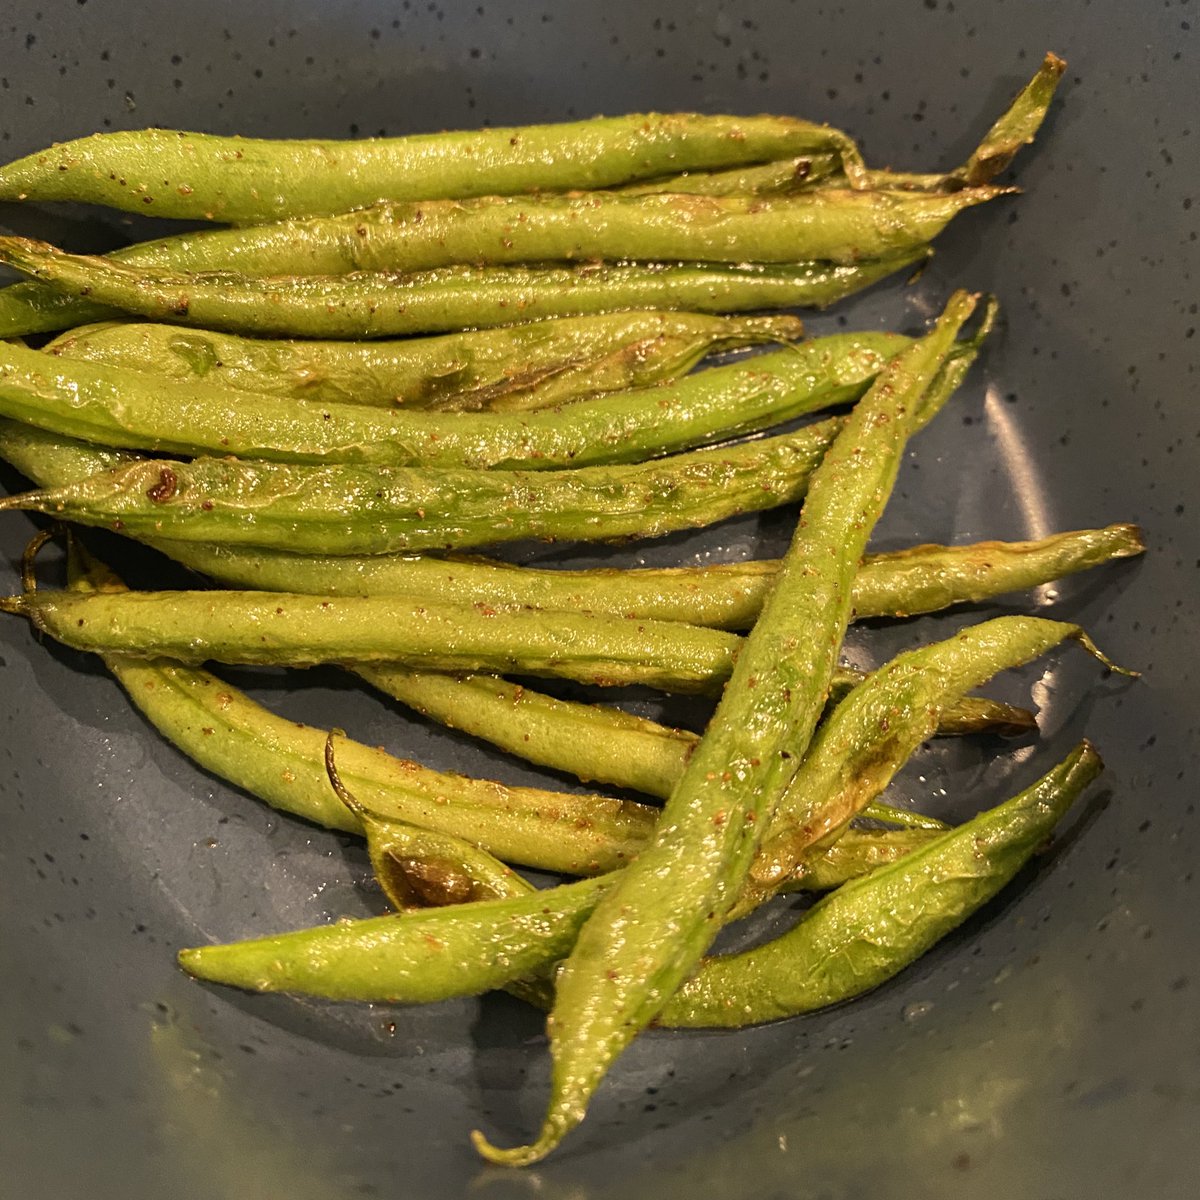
xmin=0 ymin=50 xmax=1140 ymax=1169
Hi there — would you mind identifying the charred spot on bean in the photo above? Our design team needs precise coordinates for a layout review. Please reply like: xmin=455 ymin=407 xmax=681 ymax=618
xmin=146 ymin=468 xmax=178 ymax=503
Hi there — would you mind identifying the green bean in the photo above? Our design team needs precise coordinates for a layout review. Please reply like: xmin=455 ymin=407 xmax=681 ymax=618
xmin=43 ymin=188 xmax=1015 ymax=278
xmin=178 ymin=740 xmax=1096 ymax=1021
xmin=0 ymin=418 xmax=1138 ymax=626
xmin=0 ymin=584 xmax=889 ymax=696
xmin=0 ymin=114 xmax=868 ymax=222
xmin=0 ymin=239 xmax=926 ymax=338
xmin=630 ymin=54 xmax=1064 ymax=200
xmin=0 ymin=418 xmax=842 ymax=555
xmin=817 ymin=52 xmax=1067 ymax=193
xmin=361 ymin=667 xmax=1030 ymax=801
xmin=0 ymin=331 xmax=906 ymax=468
xmin=176 ymin=823 xmax=942 ymax=1002
xmin=658 ymin=740 xmax=1099 ymax=1027
xmin=475 ymin=292 xmax=981 ymax=1166
xmin=44 ymin=312 xmax=806 ymax=412
xmin=952 ymin=51 xmax=1067 ymax=187
xmin=167 ymin=527 xmax=1141 ymax=626
xmin=732 ymin=614 xmax=1122 ymax=917
xmin=59 ymin=538 xmax=656 ymax=875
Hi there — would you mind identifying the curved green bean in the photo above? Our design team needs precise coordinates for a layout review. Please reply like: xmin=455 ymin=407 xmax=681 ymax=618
xmin=0 ymin=114 xmax=868 ymax=222
xmin=104 ymin=656 xmax=659 ymax=875
xmin=0 ymin=418 xmax=841 ymax=554
xmin=0 ymin=331 xmax=904 ymax=468
xmin=479 ymin=292 xmax=980 ymax=1166
xmin=178 ymin=744 xmax=1097 ymax=1022
xmin=176 ymin=824 xmax=941 ymax=1003
xmin=44 ymin=312 xmax=806 ymax=412
xmin=733 ymin=614 xmax=1121 ymax=917
xmin=658 ymin=740 xmax=1098 ymax=1026
xmin=0 ymin=239 xmax=926 ymax=338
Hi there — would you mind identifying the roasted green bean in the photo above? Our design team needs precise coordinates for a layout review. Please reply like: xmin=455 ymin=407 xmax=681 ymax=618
xmin=168 ymin=527 xmax=1143 ymax=625
xmin=0 ymin=419 xmax=1138 ymax=629
xmin=0 ymin=331 xmax=905 ymax=468
xmin=0 ymin=418 xmax=842 ymax=554
xmin=177 ymin=742 xmax=1097 ymax=1024
xmin=44 ymin=312 xmax=805 ymax=412
xmin=732 ymin=615 xmax=1122 ymax=917
xmin=0 ymin=241 xmax=925 ymax=337
xmin=39 ymin=188 xmax=1013 ymax=277
xmin=476 ymin=292 xmax=980 ymax=1166
xmin=659 ymin=740 xmax=1098 ymax=1026
xmin=0 ymin=113 xmax=868 ymax=222
xmin=0 ymin=584 xmax=890 ymax=696
xmin=359 ymin=667 xmax=1031 ymax=803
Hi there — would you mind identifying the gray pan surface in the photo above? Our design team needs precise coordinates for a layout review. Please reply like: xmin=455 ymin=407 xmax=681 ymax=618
xmin=0 ymin=3 xmax=1195 ymax=1197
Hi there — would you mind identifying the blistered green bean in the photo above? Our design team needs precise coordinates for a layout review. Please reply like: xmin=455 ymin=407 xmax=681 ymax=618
xmin=0 ymin=240 xmax=925 ymax=338
xmin=659 ymin=740 xmax=1099 ymax=1026
xmin=0 ymin=113 xmax=868 ymax=222
xmin=0 ymin=417 xmax=841 ymax=555
xmin=0 ymin=331 xmax=904 ymax=468
xmin=44 ymin=312 xmax=805 ymax=412
xmin=477 ymin=292 xmax=980 ymax=1166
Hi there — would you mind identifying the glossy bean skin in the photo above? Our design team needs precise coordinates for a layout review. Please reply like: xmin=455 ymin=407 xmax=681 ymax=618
xmin=731 ymin=615 xmax=1117 ymax=917
xmin=44 ymin=312 xmax=806 ymax=412
xmin=0 ymin=584 xmax=883 ymax=697
xmin=0 ymin=419 xmax=1140 ymax=627
xmin=102 ymin=657 xmax=659 ymax=875
xmin=0 ymin=418 xmax=841 ymax=555
xmin=167 ymin=527 xmax=1142 ymax=627
xmin=177 ymin=743 xmax=1097 ymax=1021
xmin=0 ymin=239 xmax=925 ymax=338
xmin=478 ymin=292 xmax=980 ymax=1166
xmin=361 ymin=667 xmax=1029 ymax=803
xmin=30 ymin=188 xmax=1010 ymax=277
xmin=0 ymin=114 xmax=867 ymax=222
xmin=0 ymin=332 xmax=904 ymax=468
xmin=176 ymin=825 xmax=940 ymax=1002
xmin=658 ymin=741 xmax=1098 ymax=1026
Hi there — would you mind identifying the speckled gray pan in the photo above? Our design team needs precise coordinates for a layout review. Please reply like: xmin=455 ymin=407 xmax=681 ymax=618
xmin=0 ymin=3 xmax=1196 ymax=1197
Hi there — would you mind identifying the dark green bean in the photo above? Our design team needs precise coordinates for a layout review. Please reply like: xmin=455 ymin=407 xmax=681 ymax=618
xmin=0 ymin=418 xmax=841 ymax=554
xmin=0 ymin=331 xmax=905 ymax=468
xmin=0 ymin=114 xmax=868 ymax=222
xmin=44 ymin=312 xmax=806 ymax=412
xmin=0 ymin=238 xmax=926 ymax=337
xmin=476 ymin=292 xmax=980 ymax=1166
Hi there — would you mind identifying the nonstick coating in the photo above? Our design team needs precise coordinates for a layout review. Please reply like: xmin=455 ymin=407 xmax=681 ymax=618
xmin=1 ymin=4 xmax=1196 ymax=1198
